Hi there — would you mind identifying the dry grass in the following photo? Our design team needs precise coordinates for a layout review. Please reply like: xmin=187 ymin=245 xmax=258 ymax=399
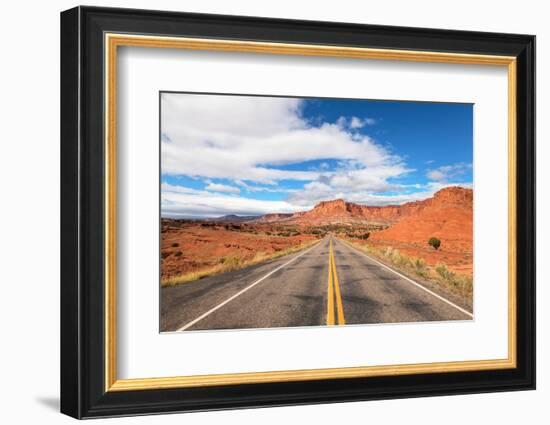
xmin=344 ymin=239 xmax=473 ymax=299
xmin=161 ymin=240 xmax=318 ymax=287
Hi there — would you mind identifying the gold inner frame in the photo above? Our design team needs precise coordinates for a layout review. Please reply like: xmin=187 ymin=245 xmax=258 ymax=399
xmin=104 ymin=33 xmax=517 ymax=392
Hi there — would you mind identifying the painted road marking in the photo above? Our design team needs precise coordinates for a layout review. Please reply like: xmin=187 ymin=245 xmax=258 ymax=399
xmin=327 ymin=243 xmax=335 ymax=325
xmin=332 ymin=241 xmax=346 ymax=325
xmin=175 ymin=241 xmax=322 ymax=332
xmin=327 ymin=239 xmax=346 ymax=325
xmin=337 ymin=238 xmax=474 ymax=319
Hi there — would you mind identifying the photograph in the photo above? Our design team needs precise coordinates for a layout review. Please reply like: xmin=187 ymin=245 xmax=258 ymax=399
xmin=57 ymin=5 xmax=536 ymax=419
xmin=160 ymin=92 xmax=474 ymax=332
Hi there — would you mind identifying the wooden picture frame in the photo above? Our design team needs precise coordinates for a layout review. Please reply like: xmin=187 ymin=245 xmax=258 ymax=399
xmin=61 ymin=6 xmax=535 ymax=419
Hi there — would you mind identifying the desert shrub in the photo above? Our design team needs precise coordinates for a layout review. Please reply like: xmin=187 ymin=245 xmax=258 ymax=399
xmin=171 ymin=242 xmax=179 ymax=248
xmin=174 ymin=251 xmax=182 ymax=257
xmin=455 ymin=274 xmax=473 ymax=295
xmin=360 ymin=232 xmax=370 ymax=240
xmin=382 ymin=248 xmax=411 ymax=268
xmin=434 ymin=263 xmax=472 ymax=295
xmin=435 ymin=263 xmax=454 ymax=280
xmin=396 ymin=251 xmax=412 ymax=268
xmin=161 ymin=252 xmax=171 ymax=259
xmin=414 ymin=257 xmax=425 ymax=268
xmin=413 ymin=257 xmax=428 ymax=277
xmin=428 ymin=237 xmax=441 ymax=250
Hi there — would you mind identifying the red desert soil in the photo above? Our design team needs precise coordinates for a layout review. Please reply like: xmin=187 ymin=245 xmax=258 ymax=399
xmin=161 ymin=222 xmax=317 ymax=280
xmin=366 ymin=187 xmax=473 ymax=274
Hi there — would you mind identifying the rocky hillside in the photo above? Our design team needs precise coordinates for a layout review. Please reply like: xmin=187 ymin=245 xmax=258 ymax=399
xmin=370 ymin=186 xmax=473 ymax=253
xmin=257 ymin=186 xmax=472 ymax=226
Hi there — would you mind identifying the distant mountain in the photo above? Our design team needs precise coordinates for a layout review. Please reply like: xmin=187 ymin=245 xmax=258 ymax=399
xmin=211 ymin=214 xmax=260 ymax=223
xmin=252 ymin=213 xmax=295 ymax=223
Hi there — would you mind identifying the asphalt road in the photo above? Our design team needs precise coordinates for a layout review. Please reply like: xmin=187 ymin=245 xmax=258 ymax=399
xmin=161 ymin=236 xmax=473 ymax=332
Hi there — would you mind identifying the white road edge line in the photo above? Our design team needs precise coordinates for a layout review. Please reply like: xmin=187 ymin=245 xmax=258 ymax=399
xmin=175 ymin=240 xmax=323 ymax=332
xmin=336 ymin=238 xmax=474 ymax=318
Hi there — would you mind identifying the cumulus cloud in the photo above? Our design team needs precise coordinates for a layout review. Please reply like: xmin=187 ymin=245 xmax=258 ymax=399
xmin=161 ymin=94 xmax=393 ymax=184
xmin=426 ymin=162 xmax=472 ymax=182
xmin=287 ymin=159 xmax=412 ymax=206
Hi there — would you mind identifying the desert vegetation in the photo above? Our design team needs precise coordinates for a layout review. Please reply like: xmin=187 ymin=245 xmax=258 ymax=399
xmin=344 ymin=240 xmax=473 ymax=302
xmin=428 ymin=237 xmax=441 ymax=250
xmin=161 ymin=219 xmax=323 ymax=287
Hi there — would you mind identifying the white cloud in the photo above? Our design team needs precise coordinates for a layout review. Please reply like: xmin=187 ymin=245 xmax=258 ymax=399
xmin=349 ymin=116 xmax=376 ymax=128
xmin=337 ymin=116 xmax=376 ymax=130
xmin=162 ymin=183 xmax=303 ymax=217
xmin=287 ymin=160 xmax=413 ymax=206
xmin=161 ymin=94 xmax=396 ymax=184
xmin=160 ymin=183 xmax=205 ymax=195
xmin=426 ymin=162 xmax=472 ymax=182
xmin=205 ymin=182 xmax=240 ymax=194
xmin=364 ymin=118 xmax=377 ymax=126
xmin=235 ymin=180 xmax=298 ymax=193
xmin=349 ymin=117 xmax=364 ymax=128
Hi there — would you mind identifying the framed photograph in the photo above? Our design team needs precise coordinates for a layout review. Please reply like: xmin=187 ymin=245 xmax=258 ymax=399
xmin=60 ymin=6 xmax=535 ymax=419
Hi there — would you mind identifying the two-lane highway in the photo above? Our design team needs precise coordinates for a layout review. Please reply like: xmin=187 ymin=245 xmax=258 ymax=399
xmin=161 ymin=236 xmax=472 ymax=332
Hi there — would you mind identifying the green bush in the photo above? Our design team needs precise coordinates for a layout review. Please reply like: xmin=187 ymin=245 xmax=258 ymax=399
xmin=428 ymin=237 xmax=441 ymax=250
xmin=413 ymin=257 xmax=427 ymax=277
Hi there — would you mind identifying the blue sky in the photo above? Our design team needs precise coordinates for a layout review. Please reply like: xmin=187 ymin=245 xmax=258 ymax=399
xmin=161 ymin=93 xmax=472 ymax=218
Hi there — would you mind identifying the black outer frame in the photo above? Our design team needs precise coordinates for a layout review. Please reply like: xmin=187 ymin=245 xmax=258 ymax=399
xmin=60 ymin=6 xmax=535 ymax=419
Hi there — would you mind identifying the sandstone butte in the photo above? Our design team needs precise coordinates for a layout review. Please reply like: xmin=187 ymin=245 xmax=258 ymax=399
xmin=252 ymin=186 xmax=473 ymax=254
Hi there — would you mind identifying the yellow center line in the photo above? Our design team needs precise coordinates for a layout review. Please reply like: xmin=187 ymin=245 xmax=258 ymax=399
xmin=327 ymin=240 xmax=335 ymax=325
xmin=332 ymin=242 xmax=346 ymax=325
xmin=327 ymin=239 xmax=345 ymax=326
